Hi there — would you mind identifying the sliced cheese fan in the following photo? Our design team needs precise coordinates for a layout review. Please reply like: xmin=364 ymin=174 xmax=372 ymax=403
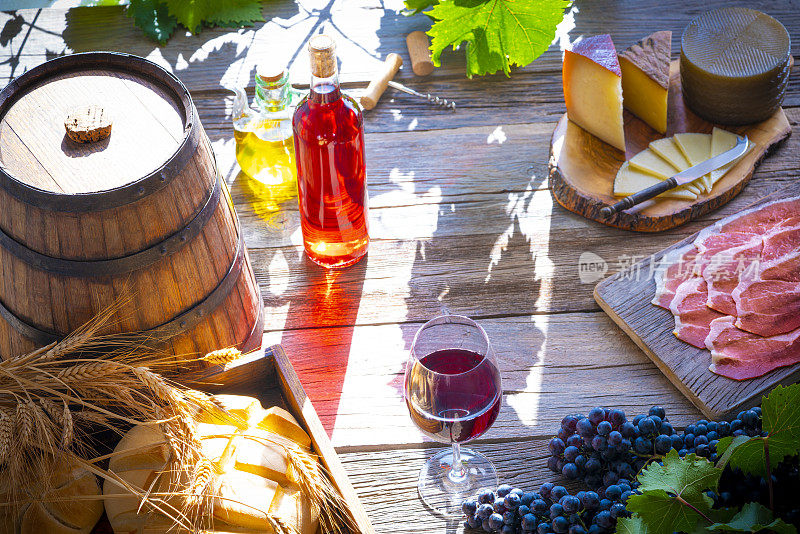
xmin=613 ymin=161 xmax=697 ymax=200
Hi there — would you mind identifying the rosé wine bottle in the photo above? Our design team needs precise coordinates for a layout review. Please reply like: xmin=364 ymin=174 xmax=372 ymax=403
xmin=292 ymin=35 xmax=368 ymax=269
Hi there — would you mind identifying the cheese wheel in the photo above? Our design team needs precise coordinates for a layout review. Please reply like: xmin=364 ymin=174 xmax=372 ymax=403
xmin=680 ymin=7 xmax=791 ymax=125
xmin=103 ymin=396 xmax=319 ymax=534
xmin=0 ymin=461 xmax=104 ymax=534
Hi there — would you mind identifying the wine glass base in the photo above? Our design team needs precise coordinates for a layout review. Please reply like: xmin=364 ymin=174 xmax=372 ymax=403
xmin=417 ymin=447 xmax=498 ymax=517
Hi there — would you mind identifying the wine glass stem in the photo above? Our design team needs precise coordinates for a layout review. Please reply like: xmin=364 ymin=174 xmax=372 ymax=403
xmin=448 ymin=442 xmax=467 ymax=483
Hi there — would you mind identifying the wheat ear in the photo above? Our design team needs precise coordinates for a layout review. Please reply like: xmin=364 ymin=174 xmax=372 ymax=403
xmin=201 ymin=347 xmax=242 ymax=365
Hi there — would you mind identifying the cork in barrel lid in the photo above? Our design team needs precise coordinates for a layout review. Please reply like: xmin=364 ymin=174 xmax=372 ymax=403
xmin=0 ymin=55 xmax=187 ymax=195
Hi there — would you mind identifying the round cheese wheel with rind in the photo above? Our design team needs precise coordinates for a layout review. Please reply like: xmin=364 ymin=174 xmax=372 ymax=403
xmin=103 ymin=395 xmax=319 ymax=534
xmin=680 ymin=7 xmax=790 ymax=125
xmin=0 ymin=461 xmax=103 ymax=534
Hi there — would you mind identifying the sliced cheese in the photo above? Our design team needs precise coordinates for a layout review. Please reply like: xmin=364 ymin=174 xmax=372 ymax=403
xmin=614 ymin=161 xmax=697 ymax=200
xmin=673 ymin=133 xmax=712 ymax=193
xmin=619 ymin=30 xmax=671 ymax=134
xmin=643 ymin=138 xmax=704 ymax=194
xmin=709 ymin=127 xmax=754 ymax=188
xmin=563 ymin=34 xmax=626 ymax=151
xmin=628 ymin=148 xmax=702 ymax=196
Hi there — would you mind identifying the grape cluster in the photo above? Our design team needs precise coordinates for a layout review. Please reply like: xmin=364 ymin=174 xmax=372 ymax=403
xmin=547 ymin=405 xmax=763 ymax=489
xmin=462 ymin=482 xmax=629 ymax=534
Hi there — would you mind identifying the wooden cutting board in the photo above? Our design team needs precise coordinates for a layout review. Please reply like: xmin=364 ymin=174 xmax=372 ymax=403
xmin=549 ymin=60 xmax=791 ymax=232
xmin=594 ymin=182 xmax=800 ymax=420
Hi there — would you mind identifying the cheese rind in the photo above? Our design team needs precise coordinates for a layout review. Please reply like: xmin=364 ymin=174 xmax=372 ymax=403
xmin=673 ymin=133 xmax=712 ymax=193
xmin=680 ymin=7 xmax=791 ymax=125
xmin=563 ymin=35 xmax=626 ymax=151
xmin=619 ymin=31 xmax=671 ymax=134
xmin=614 ymin=162 xmax=697 ymax=200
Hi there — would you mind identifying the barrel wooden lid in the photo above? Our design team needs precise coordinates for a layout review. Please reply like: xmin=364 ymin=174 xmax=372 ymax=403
xmin=0 ymin=54 xmax=187 ymax=195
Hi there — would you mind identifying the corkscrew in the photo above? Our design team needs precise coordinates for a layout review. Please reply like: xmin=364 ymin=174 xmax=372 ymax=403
xmin=386 ymin=80 xmax=456 ymax=111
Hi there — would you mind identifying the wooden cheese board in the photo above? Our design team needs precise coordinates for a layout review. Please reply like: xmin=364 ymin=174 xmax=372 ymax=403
xmin=594 ymin=182 xmax=800 ymax=420
xmin=549 ymin=60 xmax=792 ymax=232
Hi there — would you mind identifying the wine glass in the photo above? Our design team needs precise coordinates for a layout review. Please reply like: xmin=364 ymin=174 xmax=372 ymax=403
xmin=404 ymin=314 xmax=502 ymax=516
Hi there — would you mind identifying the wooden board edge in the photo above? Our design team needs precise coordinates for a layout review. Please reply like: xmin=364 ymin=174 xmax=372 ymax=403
xmin=592 ymin=285 xmax=726 ymax=419
xmin=549 ymin=108 xmax=792 ymax=233
xmin=271 ymin=344 xmax=376 ymax=534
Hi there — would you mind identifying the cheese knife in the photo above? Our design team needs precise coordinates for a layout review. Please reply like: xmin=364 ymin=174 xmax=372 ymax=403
xmin=600 ymin=135 xmax=749 ymax=218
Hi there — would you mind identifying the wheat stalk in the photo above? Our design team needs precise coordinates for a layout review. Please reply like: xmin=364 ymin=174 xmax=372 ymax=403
xmin=0 ymin=408 xmax=11 ymax=464
xmin=201 ymin=347 xmax=242 ymax=366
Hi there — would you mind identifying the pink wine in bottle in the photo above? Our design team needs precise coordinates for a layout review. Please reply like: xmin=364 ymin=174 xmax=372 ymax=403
xmin=292 ymin=35 xmax=368 ymax=269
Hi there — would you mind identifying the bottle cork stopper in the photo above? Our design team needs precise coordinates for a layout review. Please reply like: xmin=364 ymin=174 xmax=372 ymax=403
xmin=309 ymin=34 xmax=337 ymax=77
xmin=64 ymin=105 xmax=112 ymax=143
xmin=360 ymin=53 xmax=403 ymax=110
xmin=256 ymin=62 xmax=286 ymax=83
xmin=406 ymin=31 xmax=434 ymax=76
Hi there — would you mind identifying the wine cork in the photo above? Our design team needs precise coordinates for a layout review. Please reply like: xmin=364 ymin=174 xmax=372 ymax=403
xmin=64 ymin=105 xmax=112 ymax=143
xmin=309 ymin=34 xmax=336 ymax=78
xmin=360 ymin=53 xmax=403 ymax=110
xmin=406 ymin=31 xmax=434 ymax=76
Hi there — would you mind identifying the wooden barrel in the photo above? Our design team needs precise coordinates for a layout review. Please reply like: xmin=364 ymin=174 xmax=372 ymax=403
xmin=0 ymin=52 xmax=263 ymax=359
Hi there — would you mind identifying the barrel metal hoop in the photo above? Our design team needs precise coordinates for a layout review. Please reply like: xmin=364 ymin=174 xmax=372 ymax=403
xmin=0 ymin=231 xmax=248 ymax=348
xmin=146 ymin=230 xmax=247 ymax=340
xmin=0 ymin=171 xmax=221 ymax=277
xmin=0 ymin=52 xmax=198 ymax=212
xmin=0 ymin=298 xmax=59 ymax=346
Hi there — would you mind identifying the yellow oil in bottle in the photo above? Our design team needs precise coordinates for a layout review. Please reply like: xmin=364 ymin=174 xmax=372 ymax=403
xmin=232 ymin=65 xmax=298 ymax=211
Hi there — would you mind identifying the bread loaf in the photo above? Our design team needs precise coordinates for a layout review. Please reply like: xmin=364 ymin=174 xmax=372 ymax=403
xmin=0 ymin=461 xmax=103 ymax=534
xmin=104 ymin=395 xmax=319 ymax=534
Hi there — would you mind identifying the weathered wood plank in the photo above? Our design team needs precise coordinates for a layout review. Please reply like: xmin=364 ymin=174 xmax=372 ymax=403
xmin=260 ymin=313 xmax=703 ymax=449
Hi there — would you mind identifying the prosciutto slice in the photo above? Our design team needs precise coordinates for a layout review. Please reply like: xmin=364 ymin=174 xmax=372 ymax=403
xmin=706 ymin=316 xmax=800 ymax=380
xmin=669 ymin=277 xmax=724 ymax=348
xmin=652 ymin=245 xmax=699 ymax=309
xmin=712 ymin=196 xmax=800 ymax=236
xmin=702 ymin=238 xmax=763 ymax=315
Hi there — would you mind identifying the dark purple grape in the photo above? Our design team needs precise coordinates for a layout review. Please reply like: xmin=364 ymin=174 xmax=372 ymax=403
xmin=685 ymin=424 xmax=697 ymax=435
xmin=591 ymin=435 xmax=608 ymax=451
xmin=478 ymin=489 xmax=495 ymax=504
xmin=695 ymin=435 xmax=709 ymax=446
xmin=488 ymin=513 xmax=504 ymax=530
xmin=655 ymin=434 xmax=672 ymax=454
xmin=683 ymin=433 xmax=696 ymax=448
xmin=463 ymin=499 xmax=478 ymax=516
xmin=718 ymin=421 xmax=731 ymax=436
xmin=620 ymin=490 xmax=632 ymax=503
xmin=518 ymin=504 xmax=531 ymax=517
xmin=634 ymin=436 xmax=652 ymax=454
xmin=566 ymin=434 xmax=583 ymax=448
xmin=561 ymin=414 xmax=579 ymax=433
xmin=597 ymin=421 xmax=612 ymax=436
xmin=540 ymin=482 xmax=554 ymax=500
xmin=696 ymin=444 xmax=710 ymax=457
xmin=608 ymin=409 xmax=626 ymax=427
xmin=603 ymin=471 xmax=619 ymax=487
xmin=577 ymin=417 xmax=595 ymax=437
xmin=580 ymin=491 xmax=600 ymax=510
xmin=604 ymin=484 xmax=622 ymax=501
xmin=550 ymin=503 xmax=564 ymax=518
xmin=575 ymin=454 xmax=587 ymax=469
xmin=493 ymin=497 xmax=506 ymax=514
xmin=564 ymin=445 xmax=580 ymax=462
xmin=477 ymin=503 xmax=494 ymax=519
xmin=547 ymin=456 xmax=560 ymax=472
xmin=504 ymin=492 xmax=521 ymax=510
xmin=661 ymin=422 xmax=674 ymax=436
xmin=502 ymin=510 xmax=515 ymax=525
xmin=588 ymin=407 xmax=605 ymax=426
xmin=501 ymin=525 xmax=515 ymax=534
xmin=585 ymin=458 xmax=602 ymax=473
xmin=481 ymin=517 xmax=491 ymax=532
xmin=549 ymin=437 xmax=566 ymax=455
xmin=560 ymin=495 xmax=581 ymax=513
xmin=637 ymin=417 xmax=656 ymax=435
xmin=521 ymin=491 xmax=535 ymax=506
xmin=632 ymin=414 xmax=644 ymax=426
xmin=537 ymin=522 xmax=551 ymax=534
xmin=670 ymin=434 xmax=684 ymax=450
xmin=562 ymin=462 xmax=579 ymax=479
xmin=648 ymin=406 xmax=666 ymax=419
xmin=707 ymin=430 xmax=719 ymax=441
xmin=510 ymin=488 xmax=523 ymax=497
xmin=649 ymin=415 xmax=663 ymax=430
xmin=610 ymin=502 xmax=628 ymax=518
xmin=595 ymin=510 xmax=614 ymax=529
xmin=620 ymin=421 xmax=637 ymax=439
xmin=607 ymin=430 xmax=623 ymax=446
xmin=569 ymin=526 xmax=586 ymax=534
xmin=497 ymin=484 xmax=513 ymax=497
xmin=695 ymin=423 xmax=708 ymax=435
xmin=551 ymin=486 xmax=569 ymax=502
xmin=552 ymin=516 xmax=569 ymax=534
xmin=532 ymin=498 xmax=548 ymax=513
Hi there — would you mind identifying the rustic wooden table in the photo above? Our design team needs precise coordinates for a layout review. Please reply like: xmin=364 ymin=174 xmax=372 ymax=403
xmin=1 ymin=1 xmax=798 ymax=531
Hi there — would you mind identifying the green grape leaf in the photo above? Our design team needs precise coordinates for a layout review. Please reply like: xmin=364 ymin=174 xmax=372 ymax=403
xmin=626 ymin=451 xmax=722 ymax=534
xmin=127 ymin=0 xmax=178 ymax=44
xmin=707 ymin=502 xmax=797 ymax=533
xmin=204 ymin=0 xmax=265 ymax=28
xmin=718 ymin=384 xmax=800 ymax=476
xmin=404 ymin=0 xmax=438 ymax=14
xmin=715 ymin=435 xmax=750 ymax=470
xmin=162 ymin=0 xmax=264 ymax=34
xmin=616 ymin=516 xmax=650 ymax=534
xmin=427 ymin=0 xmax=572 ymax=78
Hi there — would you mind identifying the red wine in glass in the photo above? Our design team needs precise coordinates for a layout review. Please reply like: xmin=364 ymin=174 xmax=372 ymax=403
xmin=406 ymin=348 xmax=501 ymax=443
xmin=404 ymin=315 xmax=502 ymax=516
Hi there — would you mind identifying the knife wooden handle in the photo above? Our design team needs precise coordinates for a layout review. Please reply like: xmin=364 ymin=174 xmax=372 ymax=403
xmin=600 ymin=177 xmax=678 ymax=218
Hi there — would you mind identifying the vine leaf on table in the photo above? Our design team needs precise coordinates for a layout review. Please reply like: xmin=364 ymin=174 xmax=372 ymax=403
xmin=127 ymin=0 xmax=178 ymax=44
xmin=706 ymin=502 xmax=797 ymax=534
xmin=717 ymin=384 xmax=800 ymax=476
xmin=626 ymin=450 xmax=722 ymax=534
xmin=162 ymin=0 xmax=264 ymax=34
xmin=426 ymin=0 xmax=572 ymax=78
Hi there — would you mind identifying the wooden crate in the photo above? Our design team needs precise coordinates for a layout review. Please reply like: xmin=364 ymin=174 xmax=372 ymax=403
xmin=187 ymin=343 xmax=375 ymax=534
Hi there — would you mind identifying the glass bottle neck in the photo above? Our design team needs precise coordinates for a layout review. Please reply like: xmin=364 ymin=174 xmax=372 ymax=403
xmin=255 ymin=72 xmax=291 ymax=113
xmin=310 ymin=70 xmax=341 ymax=104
